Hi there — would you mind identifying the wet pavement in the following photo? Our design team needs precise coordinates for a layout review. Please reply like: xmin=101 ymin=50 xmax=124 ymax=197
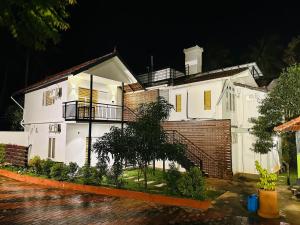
xmin=0 ymin=176 xmax=298 ymax=225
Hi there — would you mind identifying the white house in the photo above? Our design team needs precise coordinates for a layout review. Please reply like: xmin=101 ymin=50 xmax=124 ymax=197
xmin=2 ymin=46 xmax=280 ymax=177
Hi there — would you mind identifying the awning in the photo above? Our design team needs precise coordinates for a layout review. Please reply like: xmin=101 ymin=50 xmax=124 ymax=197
xmin=274 ymin=116 xmax=300 ymax=132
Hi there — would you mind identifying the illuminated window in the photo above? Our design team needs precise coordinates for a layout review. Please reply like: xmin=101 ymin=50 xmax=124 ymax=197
xmin=204 ymin=90 xmax=211 ymax=110
xmin=175 ymin=95 xmax=182 ymax=112
xmin=48 ymin=138 xmax=55 ymax=159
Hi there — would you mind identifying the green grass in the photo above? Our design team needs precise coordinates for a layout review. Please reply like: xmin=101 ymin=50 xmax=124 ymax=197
xmin=278 ymin=169 xmax=298 ymax=186
xmin=0 ymin=165 xmax=223 ymax=200
xmin=120 ymin=168 xmax=167 ymax=194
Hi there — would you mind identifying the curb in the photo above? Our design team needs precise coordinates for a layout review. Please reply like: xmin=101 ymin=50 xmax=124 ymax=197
xmin=0 ymin=169 xmax=211 ymax=210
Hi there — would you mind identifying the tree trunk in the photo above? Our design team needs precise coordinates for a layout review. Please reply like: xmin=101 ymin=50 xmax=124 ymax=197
xmin=24 ymin=50 xmax=30 ymax=88
xmin=152 ymin=158 xmax=155 ymax=174
xmin=144 ymin=163 xmax=147 ymax=190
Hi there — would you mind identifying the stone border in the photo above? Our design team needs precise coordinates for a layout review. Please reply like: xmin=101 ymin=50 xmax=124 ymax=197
xmin=0 ymin=169 xmax=211 ymax=210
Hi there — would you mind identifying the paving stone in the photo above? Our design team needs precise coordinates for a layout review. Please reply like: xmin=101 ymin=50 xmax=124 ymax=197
xmin=154 ymin=183 xmax=166 ymax=187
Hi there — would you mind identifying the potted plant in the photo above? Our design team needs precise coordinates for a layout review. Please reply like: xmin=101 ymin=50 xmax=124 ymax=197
xmin=255 ymin=160 xmax=279 ymax=218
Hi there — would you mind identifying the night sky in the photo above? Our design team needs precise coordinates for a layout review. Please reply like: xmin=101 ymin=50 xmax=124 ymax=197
xmin=1 ymin=1 xmax=300 ymax=123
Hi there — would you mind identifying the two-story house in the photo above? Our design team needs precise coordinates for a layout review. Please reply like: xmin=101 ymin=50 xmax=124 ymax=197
xmin=7 ymin=46 xmax=280 ymax=178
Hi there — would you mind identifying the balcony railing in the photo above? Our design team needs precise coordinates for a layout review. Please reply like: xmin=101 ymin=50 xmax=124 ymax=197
xmin=63 ymin=101 xmax=123 ymax=122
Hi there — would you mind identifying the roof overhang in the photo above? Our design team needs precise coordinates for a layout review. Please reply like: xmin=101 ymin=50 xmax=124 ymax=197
xmin=274 ymin=116 xmax=300 ymax=132
xmin=14 ymin=50 xmax=144 ymax=95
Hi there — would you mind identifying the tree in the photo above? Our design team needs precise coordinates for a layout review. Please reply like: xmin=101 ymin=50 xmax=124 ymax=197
xmin=203 ymin=43 xmax=233 ymax=71
xmin=246 ymin=35 xmax=284 ymax=82
xmin=283 ymin=35 xmax=300 ymax=65
xmin=0 ymin=0 xmax=76 ymax=86
xmin=93 ymin=97 xmax=187 ymax=190
xmin=5 ymin=104 xmax=23 ymax=131
xmin=251 ymin=64 xmax=300 ymax=167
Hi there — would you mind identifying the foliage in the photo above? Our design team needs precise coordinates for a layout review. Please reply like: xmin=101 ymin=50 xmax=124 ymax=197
xmin=28 ymin=156 xmax=43 ymax=175
xmin=255 ymin=160 xmax=277 ymax=191
xmin=0 ymin=144 xmax=5 ymax=163
xmin=68 ymin=162 xmax=78 ymax=181
xmin=77 ymin=165 xmax=103 ymax=185
xmin=177 ymin=167 xmax=206 ymax=200
xmin=0 ymin=0 xmax=76 ymax=51
xmin=164 ymin=163 xmax=182 ymax=195
xmin=5 ymin=105 xmax=23 ymax=131
xmin=251 ymin=64 xmax=300 ymax=156
xmin=106 ymin=164 xmax=124 ymax=188
xmin=50 ymin=163 xmax=69 ymax=181
xmin=94 ymin=97 xmax=186 ymax=190
xmin=246 ymin=35 xmax=283 ymax=80
xmin=41 ymin=159 xmax=55 ymax=178
xmin=283 ymin=35 xmax=300 ymax=65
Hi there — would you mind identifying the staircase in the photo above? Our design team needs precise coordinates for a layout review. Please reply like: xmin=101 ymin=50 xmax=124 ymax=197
xmin=165 ymin=130 xmax=222 ymax=178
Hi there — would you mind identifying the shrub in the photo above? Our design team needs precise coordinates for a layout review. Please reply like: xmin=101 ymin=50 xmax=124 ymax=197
xmin=165 ymin=162 xmax=182 ymax=195
xmin=50 ymin=163 xmax=69 ymax=181
xmin=41 ymin=159 xmax=55 ymax=178
xmin=255 ymin=160 xmax=277 ymax=190
xmin=77 ymin=165 xmax=103 ymax=185
xmin=177 ymin=167 xmax=206 ymax=200
xmin=0 ymin=144 xmax=5 ymax=163
xmin=106 ymin=163 xmax=124 ymax=188
xmin=29 ymin=156 xmax=43 ymax=175
xmin=68 ymin=162 xmax=79 ymax=181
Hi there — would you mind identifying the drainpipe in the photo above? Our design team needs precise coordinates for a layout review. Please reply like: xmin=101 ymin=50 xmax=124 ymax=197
xmin=10 ymin=95 xmax=25 ymax=128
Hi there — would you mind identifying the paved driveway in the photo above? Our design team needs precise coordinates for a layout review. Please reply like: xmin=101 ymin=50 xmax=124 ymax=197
xmin=0 ymin=176 xmax=295 ymax=225
xmin=0 ymin=176 xmax=210 ymax=225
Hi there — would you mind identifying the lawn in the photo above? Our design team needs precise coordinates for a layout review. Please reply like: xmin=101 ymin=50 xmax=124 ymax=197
xmin=116 ymin=167 xmax=224 ymax=200
xmin=278 ymin=169 xmax=298 ymax=186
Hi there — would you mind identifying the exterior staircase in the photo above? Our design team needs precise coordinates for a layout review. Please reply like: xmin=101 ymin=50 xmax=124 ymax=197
xmin=165 ymin=130 xmax=225 ymax=178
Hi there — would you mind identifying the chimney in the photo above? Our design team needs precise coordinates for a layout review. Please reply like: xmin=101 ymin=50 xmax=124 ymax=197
xmin=183 ymin=45 xmax=204 ymax=75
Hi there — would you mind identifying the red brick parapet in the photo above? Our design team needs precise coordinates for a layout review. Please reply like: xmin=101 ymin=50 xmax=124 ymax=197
xmin=0 ymin=169 xmax=211 ymax=210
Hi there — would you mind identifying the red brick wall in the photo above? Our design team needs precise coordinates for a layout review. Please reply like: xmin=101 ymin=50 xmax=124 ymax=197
xmin=4 ymin=144 xmax=28 ymax=167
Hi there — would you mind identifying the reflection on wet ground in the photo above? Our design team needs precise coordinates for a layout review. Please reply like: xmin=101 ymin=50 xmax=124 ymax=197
xmin=0 ymin=176 xmax=296 ymax=225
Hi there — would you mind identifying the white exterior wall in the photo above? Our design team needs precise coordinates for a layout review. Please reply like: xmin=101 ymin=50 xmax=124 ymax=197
xmin=0 ymin=132 xmax=29 ymax=146
xmin=65 ymin=123 xmax=120 ymax=167
xmin=231 ymin=87 xmax=280 ymax=174
xmin=168 ymin=79 xmax=223 ymax=121
xmin=23 ymin=81 xmax=68 ymax=162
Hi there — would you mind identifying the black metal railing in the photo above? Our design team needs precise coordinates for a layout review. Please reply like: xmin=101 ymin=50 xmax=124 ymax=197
xmin=62 ymin=101 xmax=122 ymax=121
xmin=137 ymin=68 xmax=185 ymax=86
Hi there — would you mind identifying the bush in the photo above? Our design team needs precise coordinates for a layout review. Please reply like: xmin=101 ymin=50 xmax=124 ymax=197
xmin=177 ymin=167 xmax=206 ymax=200
xmin=50 ymin=163 xmax=69 ymax=181
xmin=29 ymin=156 xmax=43 ymax=175
xmin=0 ymin=144 xmax=5 ymax=163
xmin=106 ymin=163 xmax=124 ymax=188
xmin=77 ymin=165 xmax=103 ymax=185
xmin=41 ymin=159 xmax=55 ymax=178
xmin=255 ymin=160 xmax=277 ymax=190
xmin=68 ymin=162 xmax=79 ymax=181
xmin=165 ymin=162 xmax=182 ymax=195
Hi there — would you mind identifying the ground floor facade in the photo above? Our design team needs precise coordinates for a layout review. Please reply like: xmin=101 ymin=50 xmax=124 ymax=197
xmin=1 ymin=119 xmax=281 ymax=176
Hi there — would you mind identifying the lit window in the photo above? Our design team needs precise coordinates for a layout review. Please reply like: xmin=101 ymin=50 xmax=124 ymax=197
xmin=204 ymin=90 xmax=211 ymax=110
xmin=48 ymin=138 xmax=55 ymax=159
xmin=175 ymin=95 xmax=182 ymax=112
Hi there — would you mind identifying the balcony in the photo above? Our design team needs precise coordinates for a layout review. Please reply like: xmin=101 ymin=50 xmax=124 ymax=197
xmin=63 ymin=101 xmax=123 ymax=122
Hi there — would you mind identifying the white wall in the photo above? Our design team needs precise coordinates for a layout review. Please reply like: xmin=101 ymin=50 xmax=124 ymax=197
xmin=23 ymin=81 xmax=67 ymax=124
xmin=0 ymin=132 xmax=29 ymax=146
xmin=167 ymin=79 xmax=223 ymax=121
xmin=67 ymin=75 xmax=122 ymax=105
xmin=25 ymin=123 xmax=67 ymax=162
xmin=65 ymin=123 xmax=121 ymax=167
xmin=231 ymin=86 xmax=280 ymax=174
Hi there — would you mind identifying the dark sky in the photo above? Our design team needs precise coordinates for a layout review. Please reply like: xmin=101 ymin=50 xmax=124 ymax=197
xmin=1 ymin=1 xmax=300 ymax=118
